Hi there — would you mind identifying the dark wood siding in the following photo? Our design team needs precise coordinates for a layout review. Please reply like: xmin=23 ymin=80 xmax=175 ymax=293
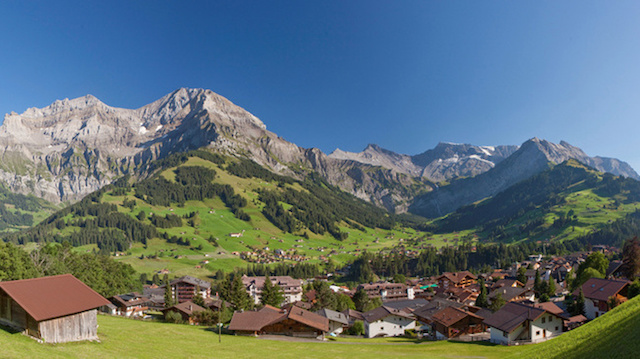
xmin=262 ymin=318 xmax=322 ymax=337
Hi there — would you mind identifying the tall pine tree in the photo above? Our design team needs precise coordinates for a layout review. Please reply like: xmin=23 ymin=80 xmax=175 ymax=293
xmin=261 ymin=275 xmax=284 ymax=307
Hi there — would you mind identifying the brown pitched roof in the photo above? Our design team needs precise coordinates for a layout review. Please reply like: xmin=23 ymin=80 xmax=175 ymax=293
xmin=286 ymin=307 xmax=329 ymax=332
xmin=432 ymin=306 xmax=483 ymax=327
xmin=483 ymin=302 xmax=546 ymax=333
xmin=363 ymin=306 xmax=413 ymax=323
xmin=413 ymin=298 xmax=464 ymax=322
xmin=228 ymin=306 xmax=329 ymax=332
xmin=437 ymin=271 xmax=477 ymax=284
xmin=534 ymin=302 xmax=564 ymax=316
xmin=573 ymin=278 xmax=630 ymax=302
xmin=161 ymin=301 xmax=206 ymax=316
xmin=0 ymin=274 xmax=110 ymax=322
xmin=228 ymin=308 xmax=284 ymax=332
xmin=342 ymin=308 xmax=365 ymax=321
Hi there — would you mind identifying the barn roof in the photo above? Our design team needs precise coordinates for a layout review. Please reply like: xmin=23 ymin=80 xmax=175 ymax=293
xmin=0 ymin=274 xmax=110 ymax=322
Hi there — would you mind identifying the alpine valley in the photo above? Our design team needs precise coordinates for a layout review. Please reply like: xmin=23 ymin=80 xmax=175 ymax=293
xmin=2 ymin=88 xmax=640 ymax=276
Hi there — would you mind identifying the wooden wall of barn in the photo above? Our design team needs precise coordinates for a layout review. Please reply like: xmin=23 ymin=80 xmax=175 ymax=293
xmin=0 ymin=290 xmax=28 ymax=330
xmin=39 ymin=310 xmax=99 ymax=343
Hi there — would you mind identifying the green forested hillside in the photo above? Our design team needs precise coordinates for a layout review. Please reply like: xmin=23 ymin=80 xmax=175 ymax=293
xmin=0 ymin=185 xmax=58 ymax=232
xmin=2 ymin=151 xmax=431 ymax=278
xmin=427 ymin=160 xmax=640 ymax=244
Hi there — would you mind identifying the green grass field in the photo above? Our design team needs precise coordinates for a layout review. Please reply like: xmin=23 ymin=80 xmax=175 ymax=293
xmin=0 ymin=315 xmax=522 ymax=359
xmin=3 ymin=296 xmax=639 ymax=358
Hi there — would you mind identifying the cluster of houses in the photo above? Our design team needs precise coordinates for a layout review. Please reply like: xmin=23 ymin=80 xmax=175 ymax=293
xmin=236 ymin=248 xmax=309 ymax=264
xmin=0 ymin=248 xmax=635 ymax=345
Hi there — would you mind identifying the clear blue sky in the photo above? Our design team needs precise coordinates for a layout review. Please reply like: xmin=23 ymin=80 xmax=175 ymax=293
xmin=2 ymin=1 xmax=640 ymax=169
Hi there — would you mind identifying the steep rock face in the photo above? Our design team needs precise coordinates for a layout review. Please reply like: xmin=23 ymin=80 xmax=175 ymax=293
xmin=409 ymin=138 xmax=640 ymax=218
xmin=330 ymin=142 xmax=519 ymax=183
xmin=0 ymin=89 xmax=423 ymax=210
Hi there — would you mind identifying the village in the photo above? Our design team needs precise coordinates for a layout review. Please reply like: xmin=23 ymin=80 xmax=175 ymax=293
xmin=1 ymin=247 xmax=637 ymax=346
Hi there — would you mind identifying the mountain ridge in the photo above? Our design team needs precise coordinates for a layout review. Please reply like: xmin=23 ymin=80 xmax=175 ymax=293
xmin=0 ymin=88 xmax=637 ymax=217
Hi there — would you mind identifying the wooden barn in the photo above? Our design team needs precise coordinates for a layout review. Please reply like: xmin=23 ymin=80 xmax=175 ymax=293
xmin=0 ymin=274 xmax=110 ymax=343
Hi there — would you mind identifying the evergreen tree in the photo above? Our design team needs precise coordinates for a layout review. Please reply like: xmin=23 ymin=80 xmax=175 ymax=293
xmin=547 ymin=277 xmax=556 ymax=297
xmin=622 ymin=237 xmax=640 ymax=280
xmin=534 ymin=269 xmax=542 ymax=296
xmin=336 ymin=293 xmax=356 ymax=312
xmin=311 ymin=281 xmax=338 ymax=311
xmin=575 ymin=289 xmax=586 ymax=316
xmin=517 ymin=266 xmax=527 ymax=285
xmin=475 ymin=278 xmax=489 ymax=308
xmin=164 ymin=285 xmax=175 ymax=308
xmin=261 ymin=275 xmax=284 ymax=307
xmin=192 ymin=286 xmax=205 ymax=307
xmin=489 ymin=292 xmax=506 ymax=312
xmin=352 ymin=288 xmax=370 ymax=312
xmin=229 ymin=276 xmax=253 ymax=310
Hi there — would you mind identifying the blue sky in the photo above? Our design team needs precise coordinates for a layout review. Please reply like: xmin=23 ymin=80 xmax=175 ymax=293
xmin=2 ymin=1 xmax=640 ymax=169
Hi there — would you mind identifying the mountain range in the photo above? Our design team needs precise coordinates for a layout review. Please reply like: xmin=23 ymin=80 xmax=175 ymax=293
xmin=1 ymin=88 xmax=638 ymax=218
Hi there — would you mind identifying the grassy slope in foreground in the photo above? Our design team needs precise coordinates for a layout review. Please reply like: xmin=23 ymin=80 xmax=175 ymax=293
xmin=515 ymin=294 xmax=640 ymax=359
xmin=0 ymin=315 xmax=522 ymax=359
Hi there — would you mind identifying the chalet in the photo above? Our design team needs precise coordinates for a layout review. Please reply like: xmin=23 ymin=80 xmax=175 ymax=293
xmin=228 ymin=306 xmax=329 ymax=338
xmin=168 ymin=276 xmax=211 ymax=303
xmin=242 ymin=275 xmax=303 ymax=305
xmin=484 ymin=302 xmax=564 ymax=345
xmin=488 ymin=286 xmax=533 ymax=303
xmin=362 ymin=306 xmax=415 ymax=338
xmin=161 ymin=301 xmax=206 ymax=324
xmin=573 ymin=278 xmax=630 ymax=320
xmin=315 ymin=308 xmax=349 ymax=335
xmin=109 ymin=292 xmax=149 ymax=317
xmin=357 ymin=282 xmax=415 ymax=301
xmin=436 ymin=271 xmax=477 ymax=289
xmin=431 ymin=306 xmax=485 ymax=339
xmin=0 ymin=274 xmax=110 ymax=343
xmin=605 ymin=260 xmax=625 ymax=279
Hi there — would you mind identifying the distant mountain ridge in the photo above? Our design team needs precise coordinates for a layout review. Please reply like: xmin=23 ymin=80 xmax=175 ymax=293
xmin=0 ymin=88 xmax=637 ymax=218
xmin=410 ymin=137 xmax=640 ymax=217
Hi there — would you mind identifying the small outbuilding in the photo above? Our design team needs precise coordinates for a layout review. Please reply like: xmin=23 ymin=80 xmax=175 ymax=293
xmin=0 ymin=274 xmax=110 ymax=343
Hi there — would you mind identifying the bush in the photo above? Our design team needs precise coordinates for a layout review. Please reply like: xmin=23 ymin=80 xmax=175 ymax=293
xmin=346 ymin=320 xmax=365 ymax=335
xmin=164 ymin=310 xmax=183 ymax=324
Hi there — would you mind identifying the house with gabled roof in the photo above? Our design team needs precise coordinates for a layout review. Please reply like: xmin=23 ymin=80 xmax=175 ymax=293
xmin=362 ymin=306 xmax=415 ymax=338
xmin=573 ymin=278 xmax=630 ymax=320
xmin=161 ymin=301 xmax=206 ymax=324
xmin=229 ymin=306 xmax=329 ymax=338
xmin=315 ymin=308 xmax=349 ymax=335
xmin=436 ymin=271 xmax=477 ymax=289
xmin=109 ymin=292 xmax=149 ymax=317
xmin=0 ymin=274 xmax=110 ymax=343
xmin=431 ymin=306 xmax=486 ymax=339
xmin=484 ymin=302 xmax=564 ymax=345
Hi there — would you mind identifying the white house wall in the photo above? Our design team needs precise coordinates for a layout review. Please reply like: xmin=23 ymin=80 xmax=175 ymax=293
xmin=365 ymin=315 xmax=415 ymax=338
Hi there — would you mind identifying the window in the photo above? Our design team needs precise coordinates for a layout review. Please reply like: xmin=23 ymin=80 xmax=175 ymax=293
xmin=555 ymin=326 xmax=559 ymax=331
xmin=381 ymin=326 xmax=384 ymax=330
xmin=542 ymin=317 xmax=545 ymax=324
xmin=536 ymin=331 xmax=540 ymax=336
xmin=549 ymin=316 xmax=552 ymax=322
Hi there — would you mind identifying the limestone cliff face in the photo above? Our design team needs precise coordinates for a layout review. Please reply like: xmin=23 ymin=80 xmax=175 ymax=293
xmin=0 ymin=89 xmax=423 ymax=210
